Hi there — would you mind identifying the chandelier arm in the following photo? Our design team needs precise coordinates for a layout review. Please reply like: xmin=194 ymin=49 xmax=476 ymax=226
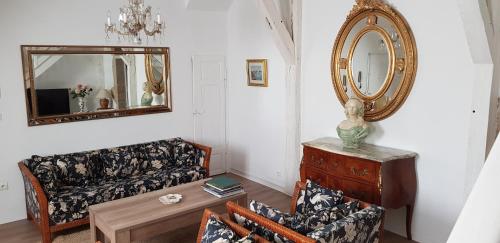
xmin=143 ymin=25 xmax=161 ymax=36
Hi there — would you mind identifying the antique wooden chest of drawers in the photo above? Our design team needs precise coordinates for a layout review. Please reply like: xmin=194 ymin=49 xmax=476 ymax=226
xmin=300 ymin=137 xmax=417 ymax=240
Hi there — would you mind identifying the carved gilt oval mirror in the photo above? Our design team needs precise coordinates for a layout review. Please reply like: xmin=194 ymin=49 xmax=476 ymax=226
xmin=331 ymin=0 xmax=417 ymax=121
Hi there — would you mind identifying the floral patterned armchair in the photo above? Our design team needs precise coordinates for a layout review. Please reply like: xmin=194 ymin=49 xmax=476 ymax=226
xmin=18 ymin=138 xmax=211 ymax=243
xmin=225 ymin=181 xmax=385 ymax=243
xmin=197 ymin=209 xmax=270 ymax=243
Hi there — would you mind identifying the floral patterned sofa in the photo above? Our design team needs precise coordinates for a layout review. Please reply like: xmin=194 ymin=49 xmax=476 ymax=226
xmin=18 ymin=138 xmax=211 ymax=243
xmin=225 ymin=180 xmax=385 ymax=243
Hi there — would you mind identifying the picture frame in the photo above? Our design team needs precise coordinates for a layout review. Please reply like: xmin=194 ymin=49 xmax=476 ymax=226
xmin=246 ymin=59 xmax=268 ymax=87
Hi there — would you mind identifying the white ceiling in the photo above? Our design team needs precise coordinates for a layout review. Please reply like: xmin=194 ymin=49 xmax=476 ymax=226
xmin=185 ymin=0 xmax=234 ymax=11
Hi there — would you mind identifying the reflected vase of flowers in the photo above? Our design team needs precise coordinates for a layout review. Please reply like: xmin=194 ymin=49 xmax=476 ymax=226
xmin=77 ymin=97 xmax=88 ymax=113
xmin=71 ymin=84 xmax=93 ymax=113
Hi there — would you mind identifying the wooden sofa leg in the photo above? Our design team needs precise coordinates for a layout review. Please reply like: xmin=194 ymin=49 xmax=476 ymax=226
xmin=41 ymin=230 xmax=51 ymax=243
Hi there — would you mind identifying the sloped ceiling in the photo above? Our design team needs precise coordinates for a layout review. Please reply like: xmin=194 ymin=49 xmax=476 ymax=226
xmin=186 ymin=0 xmax=233 ymax=11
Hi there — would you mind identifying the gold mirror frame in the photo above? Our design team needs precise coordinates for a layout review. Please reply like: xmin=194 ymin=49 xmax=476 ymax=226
xmin=21 ymin=45 xmax=173 ymax=126
xmin=145 ymin=51 xmax=168 ymax=95
xmin=331 ymin=0 xmax=417 ymax=121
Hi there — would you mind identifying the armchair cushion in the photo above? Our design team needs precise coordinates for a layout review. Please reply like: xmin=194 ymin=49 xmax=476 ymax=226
xmin=234 ymin=213 xmax=292 ymax=243
xmin=328 ymin=200 xmax=360 ymax=221
xmin=306 ymin=205 xmax=385 ymax=243
xmin=201 ymin=215 xmax=256 ymax=243
xmin=303 ymin=180 xmax=343 ymax=214
xmin=249 ymin=200 xmax=293 ymax=226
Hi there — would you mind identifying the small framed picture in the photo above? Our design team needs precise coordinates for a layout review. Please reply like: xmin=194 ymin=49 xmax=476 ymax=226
xmin=246 ymin=59 xmax=268 ymax=87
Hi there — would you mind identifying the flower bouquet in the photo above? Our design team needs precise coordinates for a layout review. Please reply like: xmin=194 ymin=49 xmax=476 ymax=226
xmin=71 ymin=84 xmax=93 ymax=113
xmin=70 ymin=84 xmax=93 ymax=98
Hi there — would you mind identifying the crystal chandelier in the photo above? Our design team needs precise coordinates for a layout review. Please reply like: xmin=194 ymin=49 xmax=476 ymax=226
xmin=105 ymin=0 xmax=165 ymax=44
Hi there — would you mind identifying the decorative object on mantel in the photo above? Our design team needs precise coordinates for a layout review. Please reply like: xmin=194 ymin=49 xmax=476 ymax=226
xmin=246 ymin=59 xmax=268 ymax=87
xmin=105 ymin=0 xmax=165 ymax=44
xmin=300 ymin=137 xmax=417 ymax=240
xmin=337 ymin=97 xmax=370 ymax=148
xmin=96 ymin=89 xmax=112 ymax=110
xmin=331 ymin=0 xmax=417 ymax=121
xmin=70 ymin=84 xmax=93 ymax=113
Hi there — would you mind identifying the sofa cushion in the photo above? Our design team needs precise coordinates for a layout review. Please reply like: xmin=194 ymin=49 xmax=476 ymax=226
xmin=142 ymin=140 xmax=174 ymax=169
xmin=28 ymin=156 xmax=60 ymax=196
xmin=167 ymin=165 xmax=208 ymax=186
xmin=100 ymin=144 xmax=148 ymax=179
xmin=304 ymin=180 xmax=343 ymax=214
xmin=53 ymin=151 xmax=100 ymax=186
xmin=170 ymin=138 xmax=199 ymax=166
xmin=46 ymin=164 xmax=207 ymax=225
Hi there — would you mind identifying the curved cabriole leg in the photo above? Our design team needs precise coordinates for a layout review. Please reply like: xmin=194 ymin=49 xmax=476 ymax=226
xmin=406 ymin=203 xmax=414 ymax=241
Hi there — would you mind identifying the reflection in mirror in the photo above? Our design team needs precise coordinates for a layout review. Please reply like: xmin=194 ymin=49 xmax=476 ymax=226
xmin=22 ymin=46 xmax=172 ymax=126
xmin=31 ymin=53 xmax=166 ymax=115
xmin=351 ymin=31 xmax=389 ymax=96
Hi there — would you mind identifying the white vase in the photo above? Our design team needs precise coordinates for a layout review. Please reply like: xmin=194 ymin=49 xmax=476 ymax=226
xmin=77 ymin=97 xmax=88 ymax=113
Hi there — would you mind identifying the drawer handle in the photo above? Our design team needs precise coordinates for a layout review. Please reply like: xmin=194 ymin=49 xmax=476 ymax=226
xmin=351 ymin=168 xmax=369 ymax=177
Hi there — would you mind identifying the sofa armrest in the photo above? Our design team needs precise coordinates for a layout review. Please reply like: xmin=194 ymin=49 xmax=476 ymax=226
xmin=188 ymin=142 xmax=212 ymax=176
xmin=18 ymin=162 xmax=51 ymax=231
xmin=306 ymin=205 xmax=385 ymax=243
xmin=226 ymin=201 xmax=316 ymax=243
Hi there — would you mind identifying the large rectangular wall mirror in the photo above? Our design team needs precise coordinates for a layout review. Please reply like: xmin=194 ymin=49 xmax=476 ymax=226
xmin=21 ymin=45 xmax=172 ymax=126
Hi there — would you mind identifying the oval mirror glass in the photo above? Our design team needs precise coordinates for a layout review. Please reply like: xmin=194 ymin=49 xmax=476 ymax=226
xmin=351 ymin=31 xmax=390 ymax=97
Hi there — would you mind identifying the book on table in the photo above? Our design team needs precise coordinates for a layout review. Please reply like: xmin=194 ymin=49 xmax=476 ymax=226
xmin=205 ymin=176 xmax=241 ymax=191
xmin=203 ymin=176 xmax=244 ymax=198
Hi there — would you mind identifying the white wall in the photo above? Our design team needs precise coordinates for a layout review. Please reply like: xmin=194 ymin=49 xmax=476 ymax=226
xmin=448 ymin=135 xmax=500 ymax=243
xmin=226 ymin=0 xmax=289 ymax=191
xmin=301 ymin=1 xmax=477 ymax=242
xmin=0 ymin=0 xmax=227 ymax=224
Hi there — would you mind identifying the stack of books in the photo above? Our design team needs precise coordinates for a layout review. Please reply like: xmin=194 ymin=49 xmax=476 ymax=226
xmin=203 ymin=176 xmax=244 ymax=198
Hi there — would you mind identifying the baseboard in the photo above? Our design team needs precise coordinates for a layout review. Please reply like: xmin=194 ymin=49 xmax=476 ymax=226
xmin=228 ymin=168 xmax=292 ymax=196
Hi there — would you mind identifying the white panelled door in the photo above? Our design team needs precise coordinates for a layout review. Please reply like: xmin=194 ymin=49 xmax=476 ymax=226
xmin=192 ymin=55 xmax=227 ymax=176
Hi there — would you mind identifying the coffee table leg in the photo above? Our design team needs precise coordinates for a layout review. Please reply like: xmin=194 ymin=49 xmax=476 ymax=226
xmin=113 ymin=230 xmax=131 ymax=243
xmin=237 ymin=194 xmax=248 ymax=207
xmin=90 ymin=211 xmax=96 ymax=243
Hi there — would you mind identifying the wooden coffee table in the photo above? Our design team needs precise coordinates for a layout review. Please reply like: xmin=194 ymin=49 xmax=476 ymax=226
xmin=89 ymin=179 xmax=247 ymax=243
